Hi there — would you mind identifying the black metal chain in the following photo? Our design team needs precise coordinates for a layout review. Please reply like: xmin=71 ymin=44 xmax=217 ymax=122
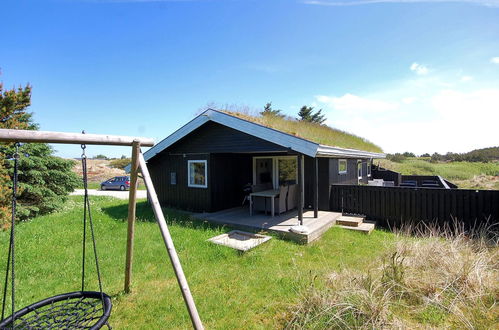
xmin=80 ymin=139 xmax=105 ymax=308
xmin=1 ymin=142 xmax=20 ymax=328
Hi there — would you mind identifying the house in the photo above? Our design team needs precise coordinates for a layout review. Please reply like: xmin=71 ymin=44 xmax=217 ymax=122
xmin=142 ymin=109 xmax=385 ymax=222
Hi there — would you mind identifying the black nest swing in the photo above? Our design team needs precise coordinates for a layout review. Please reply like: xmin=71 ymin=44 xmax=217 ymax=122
xmin=0 ymin=143 xmax=112 ymax=329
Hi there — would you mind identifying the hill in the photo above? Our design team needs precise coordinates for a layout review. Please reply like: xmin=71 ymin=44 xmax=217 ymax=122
xmin=223 ymin=111 xmax=383 ymax=153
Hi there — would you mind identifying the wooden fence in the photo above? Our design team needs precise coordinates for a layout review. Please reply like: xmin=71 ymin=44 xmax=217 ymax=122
xmin=330 ymin=185 xmax=499 ymax=229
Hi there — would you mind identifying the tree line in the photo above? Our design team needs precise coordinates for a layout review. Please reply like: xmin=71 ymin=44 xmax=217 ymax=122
xmin=387 ymin=147 xmax=499 ymax=163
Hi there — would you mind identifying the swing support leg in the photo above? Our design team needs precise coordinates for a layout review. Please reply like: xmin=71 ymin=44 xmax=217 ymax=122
xmin=124 ymin=140 xmax=140 ymax=294
xmin=138 ymin=151 xmax=204 ymax=330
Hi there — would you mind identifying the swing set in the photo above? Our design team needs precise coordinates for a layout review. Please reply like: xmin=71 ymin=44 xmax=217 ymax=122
xmin=0 ymin=129 xmax=204 ymax=329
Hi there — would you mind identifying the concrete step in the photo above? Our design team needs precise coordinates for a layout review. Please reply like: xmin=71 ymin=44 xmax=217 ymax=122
xmin=336 ymin=215 xmax=364 ymax=227
xmin=337 ymin=222 xmax=375 ymax=234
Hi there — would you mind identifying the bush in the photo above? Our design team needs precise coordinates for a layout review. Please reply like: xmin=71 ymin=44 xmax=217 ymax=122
xmin=387 ymin=153 xmax=406 ymax=163
xmin=109 ymin=158 xmax=131 ymax=170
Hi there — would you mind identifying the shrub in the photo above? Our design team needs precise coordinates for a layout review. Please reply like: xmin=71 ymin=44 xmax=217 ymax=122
xmin=387 ymin=153 xmax=406 ymax=163
xmin=109 ymin=158 xmax=131 ymax=170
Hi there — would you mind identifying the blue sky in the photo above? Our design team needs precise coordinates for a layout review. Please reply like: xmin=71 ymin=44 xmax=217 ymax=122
xmin=1 ymin=0 xmax=499 ymax=158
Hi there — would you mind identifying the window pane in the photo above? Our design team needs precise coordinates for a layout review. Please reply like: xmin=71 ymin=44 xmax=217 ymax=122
xmin=278 ymin=159 xmax=296 ymax=186
xmin=255 ymin=158 xmax=272 ymax=184
xmin=339 ymin=160 xmax=347 ymax=173
xmin=189 ymin=162 xmax=206 ymax=186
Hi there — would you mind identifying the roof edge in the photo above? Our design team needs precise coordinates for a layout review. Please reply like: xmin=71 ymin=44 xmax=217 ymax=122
xmin=317 ymin=144 xmax=385 ymax=159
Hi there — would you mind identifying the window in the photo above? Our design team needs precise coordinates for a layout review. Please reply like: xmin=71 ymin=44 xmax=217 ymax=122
xmin=188 ymin=160 xmax=207 ymax=188
xmin=358 ymin=162 xmax=363 ymax=179
xmin=367 ymin=162 xmax=371 ymax=177
xmin=170 ymin=172 xmax=177 ymax=185
xmin=338 ymin=159 xmax=347 ymax=174
xmin=278 ymin=158 xmax=297 ymax=186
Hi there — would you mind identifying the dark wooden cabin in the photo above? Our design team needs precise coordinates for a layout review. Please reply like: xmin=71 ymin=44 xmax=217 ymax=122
xmin=141 ymin=110 xmax=385 ymax=220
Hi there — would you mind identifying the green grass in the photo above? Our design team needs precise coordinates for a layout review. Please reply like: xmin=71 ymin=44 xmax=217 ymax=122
xmin=224 ymin=111 xmax=383 ymax=153
xmin=379 ymin=158 xmax=499 ymax=190
xmin=0 ymin=196 xmax=394 ymax=329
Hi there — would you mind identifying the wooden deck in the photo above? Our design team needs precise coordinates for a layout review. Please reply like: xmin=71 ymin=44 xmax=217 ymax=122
xmin=193 ymin=207 xmax=341 ymax=244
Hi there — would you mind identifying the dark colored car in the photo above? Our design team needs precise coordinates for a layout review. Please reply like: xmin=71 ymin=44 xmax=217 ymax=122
xmin=100 ymin=176 xmax=130 ymax=191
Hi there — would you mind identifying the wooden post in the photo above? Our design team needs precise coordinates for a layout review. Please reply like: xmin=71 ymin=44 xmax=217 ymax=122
xmin=138 ymin=152 xmax=204 ymax=330
xmin=297 ymin=155 xmax=303 ymax=225
xmin=0 ymin=128 xmax=154 ymax=146
xmin=124 ymin=140 xmax=140 ymax=293
xmin=313 ymin=157 xmax=318 ymax=218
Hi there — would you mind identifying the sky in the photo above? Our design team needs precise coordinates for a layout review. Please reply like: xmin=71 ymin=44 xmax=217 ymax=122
xmin=1 ymin=0 xmax=498 ymax=158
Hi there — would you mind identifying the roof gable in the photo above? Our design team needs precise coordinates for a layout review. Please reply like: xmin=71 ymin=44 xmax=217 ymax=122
xmin=142 ymin=109 xmax=385 ymax=162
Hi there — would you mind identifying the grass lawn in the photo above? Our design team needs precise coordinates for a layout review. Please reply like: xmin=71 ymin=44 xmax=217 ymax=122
xmin=378 ymin=158 xmax=499 ymax=190
xmin=0 ymin=196 xmax=395 ymax=329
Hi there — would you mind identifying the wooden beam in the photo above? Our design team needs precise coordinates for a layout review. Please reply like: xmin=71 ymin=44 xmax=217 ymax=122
xmin=124 ymin=140 xmax=140 ymax=293
xmin=297 ymin=155 xmax=303 ymax=225
xmin=138 ymin=152 xmax=204 ymax=330
xmin=0 ymin=128 xmax=154 ymax=146
xmin=313 ymin=157 xmax=318 ymax=218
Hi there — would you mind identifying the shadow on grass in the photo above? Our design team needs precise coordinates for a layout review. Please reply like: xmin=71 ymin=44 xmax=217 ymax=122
xmin=101 ymin=201 xmax=231 ymax=233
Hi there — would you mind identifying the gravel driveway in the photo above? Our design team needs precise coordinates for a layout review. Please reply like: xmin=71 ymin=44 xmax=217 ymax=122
xmin=71 ymin=189 xmax=148 ymax=200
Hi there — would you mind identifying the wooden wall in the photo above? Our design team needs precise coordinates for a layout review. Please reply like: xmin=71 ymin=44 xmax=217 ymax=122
xmin=148 ymin=153 xmax=212 ymax=212
xmin=330 ymin=185 xmax=499 ymax=230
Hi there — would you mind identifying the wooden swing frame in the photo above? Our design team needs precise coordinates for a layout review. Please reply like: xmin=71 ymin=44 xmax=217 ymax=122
xmin=0 ymin=128 xmax=204 ymax=330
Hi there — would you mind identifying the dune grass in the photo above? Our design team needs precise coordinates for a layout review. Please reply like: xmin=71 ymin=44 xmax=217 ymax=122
xmin=223 ymin=111 xmax=383 ymax=153
xmin=0 ymin=196 xmax=394 ymax=329
xmin=288 ymin=224 xmax=499 ymax=329
xmin=378 ymin=158 xmax=499 ymax=190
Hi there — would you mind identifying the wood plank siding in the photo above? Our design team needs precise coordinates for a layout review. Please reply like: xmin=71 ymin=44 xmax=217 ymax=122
xmin=147 ymin=121 xmax=372 ymax=213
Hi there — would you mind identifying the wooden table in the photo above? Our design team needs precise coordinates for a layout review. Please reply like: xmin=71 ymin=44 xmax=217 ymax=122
xmin=249 ymin=189 xmax=279 ymax=217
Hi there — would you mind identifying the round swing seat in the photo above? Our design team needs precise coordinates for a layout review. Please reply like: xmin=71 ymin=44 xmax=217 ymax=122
xmin=0 ymin=291 xmax=112 ymax=329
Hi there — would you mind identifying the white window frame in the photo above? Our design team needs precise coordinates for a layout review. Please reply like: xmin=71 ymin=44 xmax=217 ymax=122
xmin=252 ymin=155 xmax=299 ymax=189
xmin=187 ymin=160 xmax=208 ymax=188
xmin=358 ymin=161 xmax=363 ymax=179
xmin=367 ymin=161 xmax=372 ymax=177
xmin=338 ymin=159 xmax=347 ymax=175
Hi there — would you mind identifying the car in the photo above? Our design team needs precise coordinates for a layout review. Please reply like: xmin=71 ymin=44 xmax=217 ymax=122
xmin=100 ymin=176 xmax=130 ymax=191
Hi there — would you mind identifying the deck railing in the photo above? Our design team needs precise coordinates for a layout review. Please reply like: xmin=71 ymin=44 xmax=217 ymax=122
xmin=329 ymin=185 xmax=499 ymax=230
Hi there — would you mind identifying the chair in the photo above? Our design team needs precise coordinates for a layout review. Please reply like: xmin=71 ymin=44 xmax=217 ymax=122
xmin=274 ymin=185 xmax=289 ymax=215
xmin=253 ymin=185 xmax=289 ymax=215
xmin=286 ymin=184 xmax=298 ymax=211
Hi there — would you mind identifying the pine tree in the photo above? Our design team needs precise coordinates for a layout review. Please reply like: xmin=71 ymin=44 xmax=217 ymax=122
xmin=0 ymin=82 xmax=79 ymax=225
xmin=297 ymin=105 xmax=326 ymax=124
xmin=260 ymin=102 xmax=284 ymax=117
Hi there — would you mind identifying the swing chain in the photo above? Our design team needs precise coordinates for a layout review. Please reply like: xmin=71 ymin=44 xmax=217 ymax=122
xmin=1 ymin=142 xmax=21 ymax=328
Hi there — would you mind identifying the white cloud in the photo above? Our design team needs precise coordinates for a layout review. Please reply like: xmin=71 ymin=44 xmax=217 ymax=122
xmin=314 ymin=76 xmax=499 ymax=154
xmin=491 ymin=57 xmax=499 ymax=64
xmin=460 ymin=75 xmax=473 ymax=82
xmin=402 ymin=97 xmax=417 ymax=104
xmin=316 ymin=94 xmax=399 ymax=112
xmin=410 ymin=62 xmax=429 ymax=75
xmin=302 ymin=0 xmax=499 ymax=8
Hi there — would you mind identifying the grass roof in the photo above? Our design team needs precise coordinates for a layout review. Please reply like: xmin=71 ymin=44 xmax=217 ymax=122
xmin=222 ymin=111 xmax=383 ymax=153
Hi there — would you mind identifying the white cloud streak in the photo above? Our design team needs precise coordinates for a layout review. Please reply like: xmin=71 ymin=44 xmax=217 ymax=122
xmin=410 ymin=62 xmax=429 ymax=75
xmin=491 ymin=57 xmax=499 ymax=64
xmin=303 ymin=0 xmax=499 ymax=7
xmin=314 ymin=76 xmax=499 ymax=154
